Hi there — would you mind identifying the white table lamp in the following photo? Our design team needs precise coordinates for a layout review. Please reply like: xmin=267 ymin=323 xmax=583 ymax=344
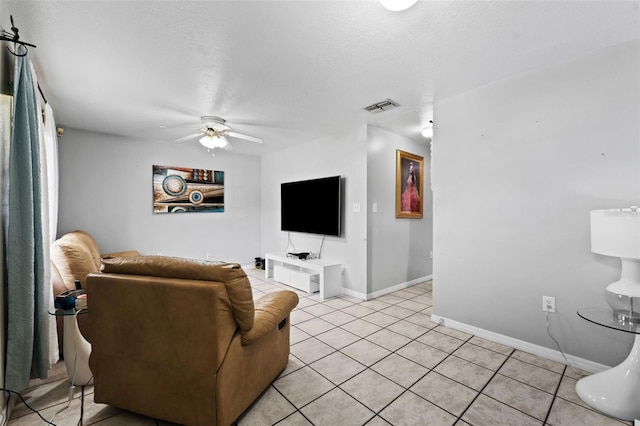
xmin=590 ymin=207 xmax=640 ymax=323
xmin=576 ymin=207 xmax=640 ymax=421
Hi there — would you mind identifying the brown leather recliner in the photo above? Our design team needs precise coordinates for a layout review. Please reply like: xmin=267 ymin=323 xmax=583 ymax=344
xmin=50 ymin=230 xmax=139 ymax=347
xmin=50 ymin=230 xmax=139 ymax=293
xmin=86 ymin=255 xmax=299 ymax=426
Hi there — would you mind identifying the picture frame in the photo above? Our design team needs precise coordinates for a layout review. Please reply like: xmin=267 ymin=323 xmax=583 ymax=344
xmin=396 ymin=150 xmax=424 ymax=218
xmin=153 ymin=165 xmax=225 ymax=213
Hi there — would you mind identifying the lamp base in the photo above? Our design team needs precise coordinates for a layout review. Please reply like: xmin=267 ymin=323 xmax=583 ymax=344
xmin=613 ymin=309 xmax=640 ymax=324
xmin=576 ymin=333 xmax=640 ymax=421
xmin=605 ymin=258 xmax=640 ymax=322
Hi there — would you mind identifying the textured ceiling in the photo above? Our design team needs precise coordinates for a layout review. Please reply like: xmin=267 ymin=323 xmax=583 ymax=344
xmin=1 ymin=1 xmax=639 ymax=155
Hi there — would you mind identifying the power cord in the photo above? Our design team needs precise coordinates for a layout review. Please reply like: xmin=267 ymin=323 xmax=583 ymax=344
xmin=545 ymin=311 xmax=585 ymax=377
xmin=0 ymin=388 xmax=56 ymax=425
xmin=284 ymin=232 xmax=296 ymax=253
xmin=72 ymin=309 xmax=91 ymax=426
xmin=48 ymin=384 xmax=73 ymax=425
xmin=317 ymin=236 xmax=325 ymax=259
xmin=51 ymin=308 xmax=91 ymax=425
xmin=546 ymin=311 xmax=570 ymax=365
xmin=77 ymin=386 xmax=84 ymax=426
xmin=0 ymin=310 xmax=92 ymax=426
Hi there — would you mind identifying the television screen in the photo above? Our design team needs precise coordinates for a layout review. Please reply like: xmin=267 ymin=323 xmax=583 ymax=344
xmin=281 ymin=176 xmax=342 ymax=237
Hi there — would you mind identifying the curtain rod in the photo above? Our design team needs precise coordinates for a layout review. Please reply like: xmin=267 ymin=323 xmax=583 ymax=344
xmin=1 ymin=15 xmax=47 ymax=103
xmin=0 ymin=15 xmax=36 ymax=57
xmin=37 ymin=84 xmax=47 ymax=104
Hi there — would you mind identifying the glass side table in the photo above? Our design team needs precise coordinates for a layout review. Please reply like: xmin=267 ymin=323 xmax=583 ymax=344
xmin=49 ymin=308 xmax=93 ymax=386
xmin=576 ymin=307 xmax=640 ymax=421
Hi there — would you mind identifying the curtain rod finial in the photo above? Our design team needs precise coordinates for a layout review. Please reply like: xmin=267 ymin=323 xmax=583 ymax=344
xmin=57 ymin=128 xmax=64 ymax=137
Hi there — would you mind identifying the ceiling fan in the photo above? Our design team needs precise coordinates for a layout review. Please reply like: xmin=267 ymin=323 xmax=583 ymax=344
xmin=173 ymin=116 xmax=263 ymax=151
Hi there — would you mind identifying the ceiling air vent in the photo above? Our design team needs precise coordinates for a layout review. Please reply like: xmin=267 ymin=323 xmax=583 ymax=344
xmin=364 ymin=98 xmax=400 ymax=113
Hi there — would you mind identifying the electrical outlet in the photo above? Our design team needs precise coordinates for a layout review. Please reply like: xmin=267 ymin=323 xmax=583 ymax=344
xmin=542 ymin=296 xmax=556 ymax=313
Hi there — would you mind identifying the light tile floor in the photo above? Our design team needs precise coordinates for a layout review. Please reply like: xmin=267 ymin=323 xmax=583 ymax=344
xmin=7 ymin=267 xmax=633 ymax=426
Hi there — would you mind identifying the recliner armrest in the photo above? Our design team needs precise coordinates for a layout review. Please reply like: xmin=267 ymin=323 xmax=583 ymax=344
xmin=241 ymin=291 xmax=299 ymax=346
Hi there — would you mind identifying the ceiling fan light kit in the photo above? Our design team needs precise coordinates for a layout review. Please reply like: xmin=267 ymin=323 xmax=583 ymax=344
xmin=172 ymin=116 xmax=263 ymax=152
xmin=199 ymin=135 xmax=228 ymax=149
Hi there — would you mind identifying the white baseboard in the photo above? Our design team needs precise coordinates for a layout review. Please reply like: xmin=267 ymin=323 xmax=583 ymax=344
xmin=342 ymin=288 xmax=367 ymax=300
xmin=366 ymin=275 xmax=433 ymax=301
xmin=342 ymin=274 xmax=433 ymax=301
xmin=241 ymin=262 xmax=258 ymax=271
xmin=430 ymin=314 xmax=611 ymax=374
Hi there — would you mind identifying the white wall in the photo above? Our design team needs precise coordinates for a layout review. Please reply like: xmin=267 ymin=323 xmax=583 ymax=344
xmin=57 ymin=128 xmax=262 ymax=264
xmin=367 ymin=126 xmax=432 ymax=294
xmin=433 ymin=40 xmax=640 ymax=367
xmin=261 ymin=125 xmax=368 ymax=296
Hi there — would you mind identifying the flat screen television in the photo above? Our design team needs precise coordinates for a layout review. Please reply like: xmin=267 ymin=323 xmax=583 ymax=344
xmin=281 ymin=176 xmax=342 ymax=237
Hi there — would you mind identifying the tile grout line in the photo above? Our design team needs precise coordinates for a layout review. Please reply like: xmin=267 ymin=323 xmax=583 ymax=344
xmin=454 ymin=347 xmax=516 ymax=424
xmin=541 ymin=363 xmax=566 ymax=426
xmin=546 ymin=382 xmax=633 ymax=426
xmin=275 ymin=286 xmax=435 ymax=424
xmin=451 ymin=348 xmax=575 ymax=425
xmin=237 ymin=279 xmax=578 ymax=426
xmin=269 ymin=384 xmax=316 ymax=426
xmin=360 ymin=327 xmax=477 ymax=422
xmin=243 ymin=277 xmax=619 ymax=425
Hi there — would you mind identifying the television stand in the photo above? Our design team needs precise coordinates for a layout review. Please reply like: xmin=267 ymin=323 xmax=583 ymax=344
xmin=265 ymin=252 xmax=342 ymax=300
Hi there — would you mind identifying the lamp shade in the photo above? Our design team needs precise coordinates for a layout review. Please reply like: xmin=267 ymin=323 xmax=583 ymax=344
xmin=590 ymin=209 xmax=640 ymax=259
xmin=199 ymin=135 xmax=228 ymax=149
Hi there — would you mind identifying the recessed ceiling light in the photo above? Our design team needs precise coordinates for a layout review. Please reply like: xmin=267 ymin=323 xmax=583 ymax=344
xmin=379 ymin=0 xmax=418 ymax=12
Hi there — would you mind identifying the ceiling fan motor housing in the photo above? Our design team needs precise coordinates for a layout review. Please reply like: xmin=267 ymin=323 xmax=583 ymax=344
xmin=201 ymin=116 xmax=228 ymax=130
xmin=172 ymin=115 xmax=263 ymax=146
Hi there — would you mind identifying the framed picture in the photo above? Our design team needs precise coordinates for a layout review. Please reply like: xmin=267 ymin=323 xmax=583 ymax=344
xmin=396 ymin=150 xmax=424 ymax=218
xmin=153 ymin=165 xmax=224 ymax=213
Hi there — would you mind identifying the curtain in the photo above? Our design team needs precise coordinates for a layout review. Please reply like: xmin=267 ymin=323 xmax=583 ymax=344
xmin=31 ymin=60 xmax=59 ymax=366
xmin=4 ymin=52 xmax=49 ymax=391
xmin=0 ymin=94 xmax=10 ymax=399
xmin=42 ymin=102 xmax=59 ymax=366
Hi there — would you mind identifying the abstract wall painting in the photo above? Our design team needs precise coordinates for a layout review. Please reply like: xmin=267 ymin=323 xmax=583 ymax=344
xmin=153 ymin=165 xmax=224 ymax=213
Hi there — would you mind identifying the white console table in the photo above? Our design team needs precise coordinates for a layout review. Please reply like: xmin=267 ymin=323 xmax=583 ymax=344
xmin=265 ymin=253 xmax=342 ymax=300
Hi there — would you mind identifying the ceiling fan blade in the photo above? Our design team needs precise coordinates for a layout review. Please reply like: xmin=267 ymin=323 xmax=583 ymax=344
xmin=174 ymin=132 xmax=202 ymax=143
xmin=228 ymin=131 xmax=263 ymax=144
xmin=223 ymin=141 xmax=234 ymax=151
